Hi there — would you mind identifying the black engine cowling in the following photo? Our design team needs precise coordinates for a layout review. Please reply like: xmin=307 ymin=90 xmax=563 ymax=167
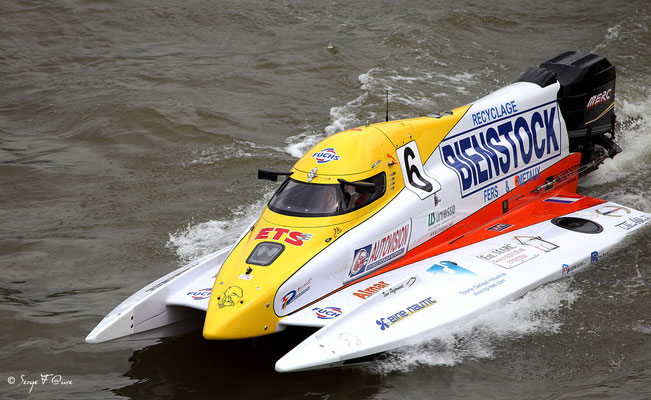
xmin=518 ymin=51 xmax=619 ymax=169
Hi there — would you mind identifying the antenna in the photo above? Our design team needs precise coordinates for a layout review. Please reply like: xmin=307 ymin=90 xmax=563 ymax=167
xmin=385 ymin=89 xmax=389 ymax=122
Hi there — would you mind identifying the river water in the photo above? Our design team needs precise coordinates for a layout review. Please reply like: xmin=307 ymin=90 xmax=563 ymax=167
xmin=1 ymin=1 xmax=649 ymax=399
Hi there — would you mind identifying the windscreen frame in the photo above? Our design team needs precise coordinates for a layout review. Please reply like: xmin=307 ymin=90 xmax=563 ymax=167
xmin=268 ymin=172 xmax=386 ymax=217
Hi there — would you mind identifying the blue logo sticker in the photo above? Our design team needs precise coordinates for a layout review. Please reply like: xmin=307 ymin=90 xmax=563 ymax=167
xmin=312 ymin=148 xmax=340 ymax=164
xmin=281 ymin=290 xmax=296 ymax=309
xmin=591 ymin=251 xmax=598 ymax=263
xmin=426 ymin=261 xmax=477 ymax=277
xmin=376 ymin=318 xmax=390 ymax=330
xmin=186 ymin=288 xmax=212 ymax=300
xmin=313 ymin=307 xmax=342 ymax=320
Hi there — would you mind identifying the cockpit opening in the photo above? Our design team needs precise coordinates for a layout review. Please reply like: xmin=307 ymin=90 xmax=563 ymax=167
xmin=268 ymin=172 xmax=386 ymax=217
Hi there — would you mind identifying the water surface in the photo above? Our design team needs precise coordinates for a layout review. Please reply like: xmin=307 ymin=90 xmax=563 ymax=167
xmin=1 ymin=1 xmax=649 ymax=399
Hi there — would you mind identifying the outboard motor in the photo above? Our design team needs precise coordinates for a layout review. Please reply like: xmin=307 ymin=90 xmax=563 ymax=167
xmin=518 ymin=51 xmax=620 ymax=172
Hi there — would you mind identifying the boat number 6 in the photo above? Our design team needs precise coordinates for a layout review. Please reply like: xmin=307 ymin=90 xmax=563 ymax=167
xmin=397 ymin=141 xmax=440 ymax=199
xmin=404 ymin=147 xmax=433 ymax=192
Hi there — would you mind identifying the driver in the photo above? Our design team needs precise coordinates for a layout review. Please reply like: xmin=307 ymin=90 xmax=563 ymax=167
xmin=343 ymin=185 xmax=370 ymax=210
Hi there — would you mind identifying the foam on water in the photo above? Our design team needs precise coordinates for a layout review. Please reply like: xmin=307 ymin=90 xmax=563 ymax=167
xmin=165 ymin=194 xmax=272 ymax=264
xmin=326 ymin=69 xmax=379 ymax=135
xmin=632 ymin=321 xmax=651 ymax=334
xmin=282 ymin=66 xmax=479 ymax=158
xmin=595 ymin=14 xmax=650 ymax=51
xmin=282 ymin=69 xmax=380 ymax=158
xmin=605 ymin=24 xmax=622 ymax=41
xmin=284 ymin=131 xmax=323 ymax=158
xmin=580 ymin=95 xmax=651 ymax=211
xmin=367 ymin=280 xmax=580 ymax=374
xmin=590 ymin=97 xmax=651 ymax=177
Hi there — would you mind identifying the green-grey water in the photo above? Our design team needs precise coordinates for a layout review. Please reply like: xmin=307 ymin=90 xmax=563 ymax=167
xmin=1 ymin=1 xmax=649 ymax=399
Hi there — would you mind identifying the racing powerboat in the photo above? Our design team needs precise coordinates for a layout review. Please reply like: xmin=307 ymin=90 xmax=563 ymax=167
xmin=86 ymin=51 xmax=649 ymax=372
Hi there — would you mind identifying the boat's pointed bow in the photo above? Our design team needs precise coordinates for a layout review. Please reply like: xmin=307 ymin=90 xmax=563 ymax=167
xmin=275 ymin=336 xmax=341 ymax=372
xmin=202 ymin=280 xmax=282 ymax=340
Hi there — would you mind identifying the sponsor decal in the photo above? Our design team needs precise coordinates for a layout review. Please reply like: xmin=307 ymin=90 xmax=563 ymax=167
xmin=281 ymin=278 xmax=312 ymax=309
xmin=459 ymin=273 xmax=507 ymax=296
xmin=514 ymin=166 xmax=541 ymax=186
xmin=483 ymin=185 xmax=500 ymax=202
xmin=543 ymin=193 xmax=584 ymax=204
xmin=255 ymin=227 xmax=312 ymax=246
xmin=477 ymin=243 xmax=538 ymax=268
xmin=382 ymin=283 xmax=405 ymax=298
xmin=486 ymin=223 xmax=513 ymax=232
xmin=427 ymin=205 xmax=455 ymax=227
xmin=441 ymin=103 xmax=561 ymax=198
xmin=562 ymin=261 xmax=587 ymax=276
xmin=562 ymin=264 xmax=569 ymax=275
xmin=186 ymin=288 xmax=212 ymax=300
xmin=353 ymin=281 xmax=390 ymax=299
xmin=348 ymin=222 xmax=411 ymax=279
xmin=615 ymin=215 xmax=650 ymax=230
xmin=218 ymin=286 xmax=243 ymax=308
xmin=351 ymin=245 xmax=371 ymax=276
xmin=471 ymin=100 xmax=518 ymax=126
xmin=596 ymin=206 xmax=631 ymax=217
xmin=514 ymin=236 xmax=559 ymax=252
xmin=591 ymin=251 xmax=599 ymax=263
xmin=586 ymin=90 xmax=615 ymax=124
xmin=238 ymin=274 xmax=252 ymax=281
xmin=586 ymin=88 xmax=612 ymax=109
xmin=281 ymin=292 xmax=295 ymax=309
xmin=426 ymin=261 xmax=477 ymax=277
xmin=313 ymin=307 xmax=342 ymax=320
xmin=557 ymin=164 xmax=580 ymax=182
xmin=312 ymin=148 xmax=340 ymax=164
xmin=427 ymin=206 xmax=456 ymax=238
xmin=375 ymin=297 xmax=436 ymax=331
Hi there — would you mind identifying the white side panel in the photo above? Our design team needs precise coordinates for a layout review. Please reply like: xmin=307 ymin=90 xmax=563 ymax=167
xmin=275 ymin=203 xmax=649 ymax=372
xmin=85 ymin=246 xmax=232 ymax=343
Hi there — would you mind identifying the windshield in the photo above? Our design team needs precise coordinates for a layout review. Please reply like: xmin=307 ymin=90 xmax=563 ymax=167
xmin=269 ymin=173 xmax=386 ymax=217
